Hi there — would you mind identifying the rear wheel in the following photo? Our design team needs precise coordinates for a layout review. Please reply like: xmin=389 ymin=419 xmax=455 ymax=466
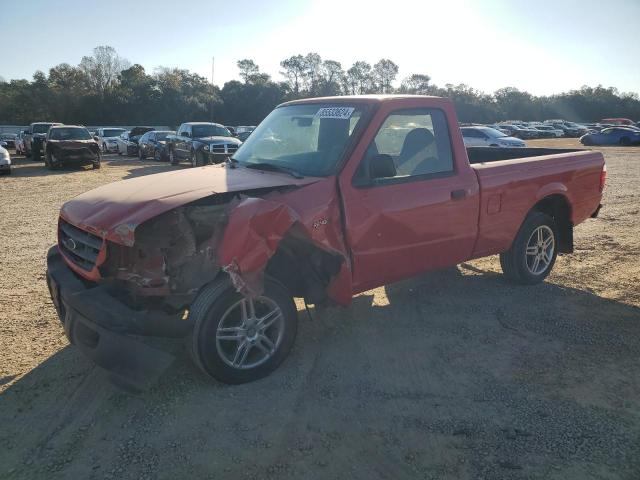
xmin=500 ymin=212 xmax=558 ymax=285
xmin=620 ymin=137 xmax=631 ymax=146
xmin=189 ymin=277 xmax=298 ymax=384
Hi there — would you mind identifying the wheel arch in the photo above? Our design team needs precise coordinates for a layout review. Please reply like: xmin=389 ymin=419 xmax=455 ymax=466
xmin=530 ymin=194 xmax=573 ymax=253
xmin=264 ymin=229 xmax=345 ymax=306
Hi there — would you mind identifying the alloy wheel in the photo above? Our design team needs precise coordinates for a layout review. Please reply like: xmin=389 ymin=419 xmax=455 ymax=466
xmin=215 ymin=297 xmax=285 ymax=370
xmin=525 ymin=225 xmax=555 ymax=275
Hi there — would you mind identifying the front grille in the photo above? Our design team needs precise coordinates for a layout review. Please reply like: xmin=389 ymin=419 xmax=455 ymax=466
xmin=58 ymin=218 xmax=103 ymax=271
xmin=210 ymin=144 xmax=238 ymax=154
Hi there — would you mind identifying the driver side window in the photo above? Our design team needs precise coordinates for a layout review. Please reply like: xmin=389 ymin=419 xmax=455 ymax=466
xmin=357 ymin=108 xmax=454 ymax=185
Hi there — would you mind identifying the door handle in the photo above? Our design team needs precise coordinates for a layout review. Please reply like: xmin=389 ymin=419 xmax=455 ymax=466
xmin=451 ymin=189 xmax=467 ymax=200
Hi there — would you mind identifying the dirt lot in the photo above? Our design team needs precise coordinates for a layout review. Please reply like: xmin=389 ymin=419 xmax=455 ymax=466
xmin=1 ymin=139 xmax=639 ymax=480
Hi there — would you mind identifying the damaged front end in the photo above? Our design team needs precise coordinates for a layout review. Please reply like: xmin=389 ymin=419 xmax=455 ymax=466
xmin=101 ymin=201 xmax=228 ymax=309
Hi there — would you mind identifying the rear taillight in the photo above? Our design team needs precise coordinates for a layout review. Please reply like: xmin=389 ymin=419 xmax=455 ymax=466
xmin=599 ymin=165 xmax=607 ymax=192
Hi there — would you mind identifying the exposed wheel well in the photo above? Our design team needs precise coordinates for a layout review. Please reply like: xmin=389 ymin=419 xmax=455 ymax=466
xmin=265 ymin=230 xmax=344 ymax=305
xmin=531 ymin=194 xmax=573 ymax=253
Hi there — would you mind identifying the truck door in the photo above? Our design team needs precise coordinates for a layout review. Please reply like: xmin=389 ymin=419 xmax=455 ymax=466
xmin=339 ymin=107 xmax=480 ymax=292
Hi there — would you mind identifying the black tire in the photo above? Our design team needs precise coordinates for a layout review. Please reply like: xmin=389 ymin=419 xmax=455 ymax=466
xmin=169 ymin=149 xmax=178 ymax=165
xmin=102 ymin=143 xmax=107 ymax=153
xmin=188 ymin=276 xmax=298 ymax=384
xmin=489 ymin=144 xmax=499 ymax=147
xmin=139 ymin=147 xmax=146 ymax=160
xmin=499 ymin=211 xmax=558 ymax=285
xmin=32 ymin=148 xmax=41 ymax=162
xmin=93 ymin=152 xmax=101 ymax=169
xmin=45 ymin=151 xmax=58 ymax=170
xmin=190 ymin=149 xmax=198 ymax=167
xmin=582 ymin=138 xmax=593 ymax=146
xmin=154 ymin=149 xmax=161 ymax=161
xmin=620 ymin=137 xmax=631 ymax=146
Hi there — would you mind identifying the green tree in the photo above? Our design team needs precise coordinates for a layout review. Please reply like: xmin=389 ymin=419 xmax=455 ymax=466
xmin=237 ymin=59 xmax=260 ymax=83
xmin=280 ymin=55 xmax=306 ymax=95
xmin=372 ymin=59 xmax=399 ymax=93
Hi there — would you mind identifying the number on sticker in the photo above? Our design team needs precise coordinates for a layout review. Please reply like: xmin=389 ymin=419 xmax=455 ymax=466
xmin=315 ymin=107 xmax=355 ymax=120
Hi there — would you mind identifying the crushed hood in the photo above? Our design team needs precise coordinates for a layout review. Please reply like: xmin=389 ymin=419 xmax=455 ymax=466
xmin=60 ymin=164 xmax=318 ymax=246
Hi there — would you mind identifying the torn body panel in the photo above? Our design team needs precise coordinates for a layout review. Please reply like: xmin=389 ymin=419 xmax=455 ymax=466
xmin=218 ymin=178 xmax=353 ymax=305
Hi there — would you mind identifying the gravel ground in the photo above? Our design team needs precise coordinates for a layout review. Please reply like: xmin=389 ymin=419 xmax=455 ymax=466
xmin=0 ymin=139 xmax=639 ymax=480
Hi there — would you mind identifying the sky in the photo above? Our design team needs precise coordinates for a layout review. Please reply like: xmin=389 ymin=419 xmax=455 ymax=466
xmin=1 ymin=0 xmax=638 ymax=96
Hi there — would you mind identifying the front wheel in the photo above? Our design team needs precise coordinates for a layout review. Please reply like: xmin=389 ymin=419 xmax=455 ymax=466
xmin=620 ymin=137 xmax=631 ymax=146
xmin=139 ymin=147 xmax=146 ymax=160
xmin=169 ymin=149 xmax=178 ymax=165
xmin=500 ymin=212 xmax=558 ymax=285
xmin=190 ymin=150 xmax=198 ymax=167
xmin=188 ymin=277 xmax=298 ymax=384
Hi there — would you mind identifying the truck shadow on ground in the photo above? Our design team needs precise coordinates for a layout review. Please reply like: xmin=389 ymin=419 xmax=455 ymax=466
xmin=2 ymin=266 xmax=640 ymax=479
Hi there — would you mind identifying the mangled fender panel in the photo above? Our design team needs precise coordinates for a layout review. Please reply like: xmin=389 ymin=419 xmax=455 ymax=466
xmin=218 ymin=178 xmax=353 ymax=304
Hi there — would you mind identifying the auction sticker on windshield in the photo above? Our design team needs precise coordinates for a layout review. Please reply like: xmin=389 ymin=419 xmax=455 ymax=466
xmin=315 ymin=107 xmax=355 ymax=119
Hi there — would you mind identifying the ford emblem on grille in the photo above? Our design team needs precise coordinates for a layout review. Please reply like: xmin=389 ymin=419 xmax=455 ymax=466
xmin=65 ymin=237 xmax=77 ymax=251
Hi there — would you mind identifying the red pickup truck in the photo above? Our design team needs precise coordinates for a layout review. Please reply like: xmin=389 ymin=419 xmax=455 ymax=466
xmin=46 ymin=95 xmax=605 ymax=388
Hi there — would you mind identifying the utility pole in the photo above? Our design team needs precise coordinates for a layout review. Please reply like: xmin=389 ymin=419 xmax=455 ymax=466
xmin=211 ymin=56 xmax=215 ymax=122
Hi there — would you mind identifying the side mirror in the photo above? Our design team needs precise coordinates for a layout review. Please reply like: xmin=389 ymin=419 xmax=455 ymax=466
xmin=0 ymin=141 xmax=6 ymax=147
xmin=368 ymin=154 xmax=396 ymax=180
xmin=183 ymin=131 xmax=190 ymax=138
xmin=93 ymin=136 xmax=100 ymax=142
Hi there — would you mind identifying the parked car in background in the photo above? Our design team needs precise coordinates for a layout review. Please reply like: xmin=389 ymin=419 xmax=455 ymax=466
xmin=0 ymin=143 xmax=11 ymax=175
xmin=167 ymin=122 xmax=242 ymax=167
xmin=580 ymin=127 xmax=640 ymax=146
xmin=96 ymin=127 xmax=126 ymax=153
xmin=43 ymin=125 xmax=101 ymax=170
xmin=24 ymin=122 xmax=63 ymax=160
xmin=461 ymin=126 xmax=526 ymax=147
xmin=0 ymin=133 xmax=17 ymax=149
xmin=115 ymin=127 xmax=155 ymax=156
xmin=545 ymin=121 xmax=587 ymax=138
xmin=600 ymin=118 xmax=634 ymax=126
xmin=138 ymin=130 xmax=175 ymax=161
xmin=533 ymin=125 xmax=563 ymax=138
xmin=497 ymin=124 xmax=537 ymax=139
xmin=235 ymin=125 xmax=256 ymax=142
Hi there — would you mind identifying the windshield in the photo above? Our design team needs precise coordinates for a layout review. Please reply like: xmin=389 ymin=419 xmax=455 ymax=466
xmin=33 ymin=124 xmax=53 ymax=134
xmin=482 ymin=127 xmax=507 ymax=138
xmin=192 ymin=124 xmax=231 ymax=138
xmin=103 ymin=128 xmax=126 ymax=137
xmin=49 ymin=127 xmax=92 ymax=140
xmin=232 ymin=104 xmax=365 ymax=177
xmin=155 ymin=131 xmax=173 ymax=140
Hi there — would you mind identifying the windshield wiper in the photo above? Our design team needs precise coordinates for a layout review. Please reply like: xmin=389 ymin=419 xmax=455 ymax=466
xmin=244 ymin=162 xmax=304 ymax=179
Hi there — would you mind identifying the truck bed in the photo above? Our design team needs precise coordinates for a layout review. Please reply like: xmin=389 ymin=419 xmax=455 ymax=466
xmin=468 ymin=148 xmax=605 ymax=258
xmin=466 ymin=146 xmax=582 ymax=164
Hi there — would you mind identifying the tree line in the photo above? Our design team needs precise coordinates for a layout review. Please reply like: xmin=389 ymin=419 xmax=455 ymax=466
xmin=1 ymin=46 xmax=638 ymax=127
